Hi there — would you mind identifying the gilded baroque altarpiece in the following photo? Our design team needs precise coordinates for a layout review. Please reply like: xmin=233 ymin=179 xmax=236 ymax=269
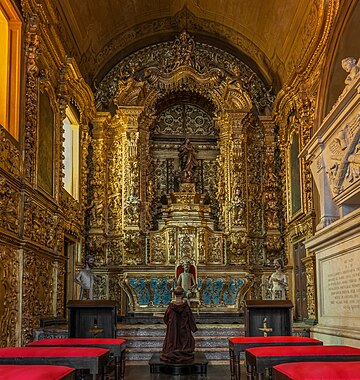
xmin=88 ymin=32 xmax=285 ymax=313
xmin=0 ymin=0 xmax=339 ymax=345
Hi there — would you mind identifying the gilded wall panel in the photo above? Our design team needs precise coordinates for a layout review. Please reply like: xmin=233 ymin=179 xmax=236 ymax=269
xmin=55 ymin=260 xmax=66 ymax=316
xmin=23 ymin=197 xmax=56 ymax=249
xmin=88 ymin=234 xmax=106 ymax=267
xmin=94 ymin=274 xmax=107 ymax=300
xmin=108 ymin=274 xmax=122 ymax=306
xmin=0 ymin=245 xmax=19 ymax=347
xmin=227 ymin=232 xmax=248 ymax=265
xmin=123 ymin=231 xmax=145 ymax=265
xmin=0 ymin=176 xmax=20 ymax=234
xmin=60 ymin=191 xmax=82 ymax=237
xmin=22 ymin=251 xmax=54 ymax=343
xmin=0 ymin=128 xmax=21 ymax=178
xmin=107 ymin=139 xmax=123 ymax=233
xmin=107 ymin=239 xmax=123 ymax=266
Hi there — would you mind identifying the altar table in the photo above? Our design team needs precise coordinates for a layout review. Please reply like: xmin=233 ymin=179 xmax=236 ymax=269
xmin=0 ymin=347 xmax=109 ymax=380
xmin=273 ymin=361 xmax=360 ymax=380
xmin=0 ymin=365 xmax=75 ymax=380
xmin=245 ymin=345 xmax=360 ymax=380
xmin=228 ymin=336 xmax=323 ymax=380
xmin=27 ymin=338 xmax=126 ymax=380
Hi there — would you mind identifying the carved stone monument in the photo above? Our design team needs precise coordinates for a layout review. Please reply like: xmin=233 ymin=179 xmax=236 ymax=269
xmin=302 ymin=57 xmax=360 ymax=346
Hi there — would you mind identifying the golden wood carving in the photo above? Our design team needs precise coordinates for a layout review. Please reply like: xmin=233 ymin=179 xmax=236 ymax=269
xmin=22 ymin=251 xmax=54 ymax=344
xmin=303 ymin=252 xmax=317 ymax=322
xmin=0 ymin=245 xmax=19 ymax=347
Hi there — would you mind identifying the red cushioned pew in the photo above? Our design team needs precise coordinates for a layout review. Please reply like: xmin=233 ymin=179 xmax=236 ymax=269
xmin=27 ymin=338 xmax=126 ymax=380
xmin=0 ymin=347 xmax=109 ymax=380
xmin=228 ymin=336 xmax=323 ymax=380
xmin=0 ymin=365 xmax=75 ymax=380
xmin=273 ymin=361 xmax=360 ymax=380
xmin=245 ymin=345 xmax=360 ymax=380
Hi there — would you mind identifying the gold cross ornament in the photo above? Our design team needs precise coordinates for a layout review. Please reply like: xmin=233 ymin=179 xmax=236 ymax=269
xmin=258 ymin=317 xmax=273 ymax=337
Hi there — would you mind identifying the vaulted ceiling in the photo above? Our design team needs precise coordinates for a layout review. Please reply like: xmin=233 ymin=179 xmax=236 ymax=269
xmin=54 ymin=0 xmax=325 ymax=90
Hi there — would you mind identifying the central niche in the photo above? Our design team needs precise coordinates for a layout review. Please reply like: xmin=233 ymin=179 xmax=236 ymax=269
xmin=148 ymin=102 xmax=220 ymax=231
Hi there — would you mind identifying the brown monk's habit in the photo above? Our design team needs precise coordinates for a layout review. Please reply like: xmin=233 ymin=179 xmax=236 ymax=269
xmin=160 ymin=301 xmax=198 ymax=363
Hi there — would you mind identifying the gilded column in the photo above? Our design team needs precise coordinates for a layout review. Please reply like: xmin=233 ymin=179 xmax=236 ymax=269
xmin=261 ymin=116 xmax=283 ymax=263
xmin=118 ymin=107 xmax=145 ymax=265
xmin=302 ymin=251 xmax=317 ymax=324
xmin=226 ymin=112 xmax=249 ymax=265
xmin=88 ymin=113 xmax=109 ymax=267
xmin=22 ymin=10 xmax=40 ymax=183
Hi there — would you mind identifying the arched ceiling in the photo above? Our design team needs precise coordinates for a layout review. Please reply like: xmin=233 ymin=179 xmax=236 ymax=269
xmin=53 ymin=0 xmax=323 ymax=90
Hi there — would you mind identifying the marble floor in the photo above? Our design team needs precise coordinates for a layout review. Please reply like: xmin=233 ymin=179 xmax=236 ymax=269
xmin=124 ymin=362 xmax=241 ymax=379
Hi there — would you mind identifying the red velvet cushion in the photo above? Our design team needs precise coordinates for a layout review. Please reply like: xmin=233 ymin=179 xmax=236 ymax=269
xmin=247 ymin=345 xmax=360 ymax=357
xmin=27 ymin=338 xmax=126 ymax=346
xmin=0 ymin=365 xmax=75 ymax=379
xmin=0 ymin=347 xmax=108 ymax=357
xmin=229 ymin=336 xmax=321 ymax=344
xmin=273 ymin=362 xmax=360 ymax=380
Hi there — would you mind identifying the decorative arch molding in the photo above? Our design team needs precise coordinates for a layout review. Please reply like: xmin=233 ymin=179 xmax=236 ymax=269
xmin=95 ymin=32 xmax=273 ymax=117
xmin=88 ymin=7 xmax=274 ymax=87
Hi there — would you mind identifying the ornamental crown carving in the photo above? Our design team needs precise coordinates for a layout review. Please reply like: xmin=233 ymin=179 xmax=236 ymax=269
xmin=95 ymin=32 xmax=273 ymax=114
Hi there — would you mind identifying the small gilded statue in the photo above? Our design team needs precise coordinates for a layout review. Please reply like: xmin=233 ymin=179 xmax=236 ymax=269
xmin=268 ymin=258 xmax=288 ymax=300
xmin=74 ymin=254 xmax=97 ymax=300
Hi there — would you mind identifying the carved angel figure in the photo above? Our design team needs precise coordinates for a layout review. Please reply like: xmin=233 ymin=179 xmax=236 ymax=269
xmin=341 ymin=57 xmax=360 ymax=86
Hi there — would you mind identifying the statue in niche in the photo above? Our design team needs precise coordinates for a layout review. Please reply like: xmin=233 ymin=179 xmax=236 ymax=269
xmin=178 ymin=139 xmax=198 ymax=183
xmin=231 ymin=187 xmax=245 ymax=224
xmin=264 ymin=193 xmax=278 ymax=228
xmin=160 ymin=286 xmax=198 ymax=363
xmin=341 ymin=57 xmax=360 ymax=86
xmin=87 ymin=191 xmax=104 ymax=226
xmin=74 ymin=254 xmax=97 ymax=300
xmin=268 ymin=258 xmax=288 ymax=300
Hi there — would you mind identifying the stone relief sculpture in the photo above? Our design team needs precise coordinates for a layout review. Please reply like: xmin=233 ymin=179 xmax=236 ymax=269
xmin=341 ymin=57 xmax=360 ymax=86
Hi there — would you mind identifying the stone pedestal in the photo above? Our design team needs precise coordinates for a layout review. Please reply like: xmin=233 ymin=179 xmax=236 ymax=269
xmin=149 ymin=352 xmax=208 ymax=375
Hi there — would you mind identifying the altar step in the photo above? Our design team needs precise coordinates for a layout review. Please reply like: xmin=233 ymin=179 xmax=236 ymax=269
xmin=117 ymin=323 xmax=244 ymax=363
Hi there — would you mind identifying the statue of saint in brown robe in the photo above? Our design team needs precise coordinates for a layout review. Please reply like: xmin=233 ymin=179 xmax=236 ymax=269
xmin=160 ymin=286 xmax=198 ymax=363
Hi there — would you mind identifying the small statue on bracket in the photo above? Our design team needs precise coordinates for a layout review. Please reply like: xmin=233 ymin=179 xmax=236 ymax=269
xmin=268 ymin=258 xmax=288 ymax=300
xmin=74 ymin=254 xmax=97 ymax=300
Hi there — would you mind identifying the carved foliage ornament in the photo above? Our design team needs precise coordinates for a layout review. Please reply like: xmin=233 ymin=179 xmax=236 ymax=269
xmin=0 ymin=176 xmax=20 ymax=234
xmin=24 ymin=16 xmax=40 ymax=183
xmin=22 ymin=252 xmax=54 ymax=343
xmin=0 ymin=246 xmax=19 ymax=346
xmin=95 ymin=32 xmax=273 ymax=114
xmin=0 ymin=128 xmax=21 ymax=178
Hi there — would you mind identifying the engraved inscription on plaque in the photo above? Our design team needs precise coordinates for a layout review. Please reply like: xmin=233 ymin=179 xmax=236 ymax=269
xmin=322 ymin=252 xmax=360 ymax=317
